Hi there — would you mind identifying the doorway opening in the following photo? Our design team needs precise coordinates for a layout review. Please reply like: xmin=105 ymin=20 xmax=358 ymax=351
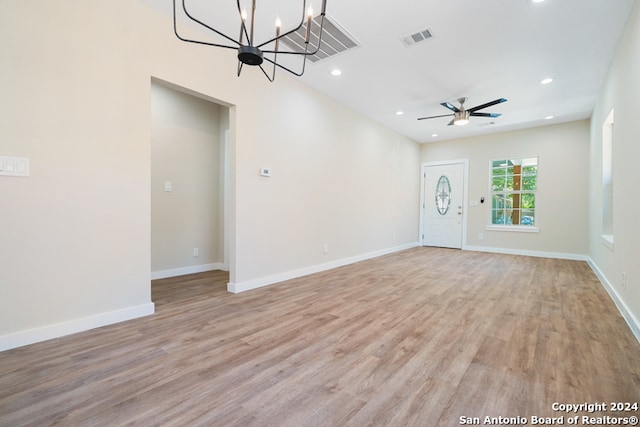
xmin=150 ymin=79 xmax=233 ymax=281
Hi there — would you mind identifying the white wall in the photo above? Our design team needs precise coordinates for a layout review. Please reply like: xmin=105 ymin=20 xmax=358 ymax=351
xmin=421 ymin=121 xmax=590 ymax=258
xmin=151 ymin=82 xmax=227 ymax=277
xmin=0 ymin=2 xmax=155 ymax=349
xmin=589 ymin=0 xmax=640 ymax=338
xmin=229 ymin=85 xmax=421 ymax=291
xmin=0 ymin=1 xmax=420 ymax=349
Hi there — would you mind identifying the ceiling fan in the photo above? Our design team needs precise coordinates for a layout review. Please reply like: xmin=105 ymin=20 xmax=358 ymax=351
xmin=418 ymin=97 xmax=507 ymax=126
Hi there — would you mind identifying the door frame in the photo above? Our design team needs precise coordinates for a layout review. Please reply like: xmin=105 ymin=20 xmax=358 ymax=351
xmin=419 ymin=159 xmax=469 ymax=248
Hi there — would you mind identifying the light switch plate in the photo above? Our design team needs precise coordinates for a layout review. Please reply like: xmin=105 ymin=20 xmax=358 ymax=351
xmin=0 ymin=156 xmax=29 ymax=177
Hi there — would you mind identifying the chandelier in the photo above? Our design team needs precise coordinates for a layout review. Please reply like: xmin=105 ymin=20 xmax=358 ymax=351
xmin=173 ymin=0 xmax=328 ymax=82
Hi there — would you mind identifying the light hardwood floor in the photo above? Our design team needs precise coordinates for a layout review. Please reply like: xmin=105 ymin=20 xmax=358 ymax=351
xmin=1 ymin=248 xmax=639 ymax=426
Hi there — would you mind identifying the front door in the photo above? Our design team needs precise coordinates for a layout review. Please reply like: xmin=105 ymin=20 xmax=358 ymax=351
xmin=422 ymin=162 xmax=465 ymax=249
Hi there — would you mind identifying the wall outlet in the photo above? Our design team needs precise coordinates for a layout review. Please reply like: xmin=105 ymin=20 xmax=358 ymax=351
xmin=164 ymin=181 xmax=172 ymax=192
xmin=478 ymin=233 xmax=484 ymax=240
xmin=622 ymin=272 xmax=627 ymax=290
xmin=193 ymin=247 xmax=199 ymax=257
xmin=323 ymin=243 xmax=329 ymax=254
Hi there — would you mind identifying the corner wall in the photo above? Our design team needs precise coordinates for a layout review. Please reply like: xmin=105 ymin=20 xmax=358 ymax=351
xmin=588 ymin=0 xmax=640 ymax=339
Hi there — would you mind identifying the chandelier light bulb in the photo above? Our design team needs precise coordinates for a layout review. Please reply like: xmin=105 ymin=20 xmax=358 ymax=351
xmin=305 ymin=6 xmax=313 ymax=42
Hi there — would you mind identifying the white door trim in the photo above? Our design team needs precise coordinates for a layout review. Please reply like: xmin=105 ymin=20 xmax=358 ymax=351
xmin=420 ymin=159 xmax=469 ymax=249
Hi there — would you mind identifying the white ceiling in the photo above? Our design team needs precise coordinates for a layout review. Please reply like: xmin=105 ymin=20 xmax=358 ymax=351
xmin=153 ymin=0 xmax=634 ymax=143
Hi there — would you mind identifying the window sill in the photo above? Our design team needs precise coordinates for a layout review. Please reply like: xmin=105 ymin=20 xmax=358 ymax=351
xmin=486 ymin=225 xmax=539 ymax=233
xmin=601 ymin=234 xmax=615 ymax=251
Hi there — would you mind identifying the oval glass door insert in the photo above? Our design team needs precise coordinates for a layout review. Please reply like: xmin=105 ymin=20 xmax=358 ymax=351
xmin=435 ymin=175 xmax=452 ymax=215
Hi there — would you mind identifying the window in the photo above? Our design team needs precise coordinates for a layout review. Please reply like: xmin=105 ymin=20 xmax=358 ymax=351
xmin=601 ymin=110 xmax=614 ymax=249
xmin=490 ymin=157 xmax=538 ymax=227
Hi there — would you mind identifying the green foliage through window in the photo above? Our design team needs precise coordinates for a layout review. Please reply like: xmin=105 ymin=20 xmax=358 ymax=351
xmin=490 ymin=158 xmax=538 ymax=226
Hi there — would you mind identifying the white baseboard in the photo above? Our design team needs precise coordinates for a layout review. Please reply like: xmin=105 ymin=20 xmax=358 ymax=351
xmin=587 ymin=258 xmax=640 ymax=345
xmin=464 ymin=245 xmax=588 ymax=261
xmin=0 ymin=302 xmax=155 ymax=352
xmin=227 ymin=242 xmax=420 ymax=293
xmin=151 ymin=263 xmax=227 ymax=280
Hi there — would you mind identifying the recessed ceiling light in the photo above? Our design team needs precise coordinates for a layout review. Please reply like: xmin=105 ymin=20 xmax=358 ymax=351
xmin=330 ymin=69 xmax=342 ymax=76
xmin=395 ymin=110 xmax=404 ymax=116
xmin=545 ymin=115 xmax=554 ymax=120
xmin=531 ymin=0 xmax=545 ymax=3
xmin=432 ymin=133 xmax=438 ymax=137
xmin=540 ymin=78 xmax=553 ymax=85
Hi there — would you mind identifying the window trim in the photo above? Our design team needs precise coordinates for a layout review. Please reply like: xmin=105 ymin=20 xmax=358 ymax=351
xmin=601 ymin=234 xmax=614 ymax=251
xmin=486 ymin=224 xmax=539 ymax=233
xmin=488 ymin=157 xmax=539 ymax=230
xmin=602 ymin=109 xmax=614 ymax=241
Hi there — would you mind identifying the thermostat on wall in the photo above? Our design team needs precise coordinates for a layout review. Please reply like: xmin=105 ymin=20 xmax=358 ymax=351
xmin=260 ymin=167 xmax=271 ymax=177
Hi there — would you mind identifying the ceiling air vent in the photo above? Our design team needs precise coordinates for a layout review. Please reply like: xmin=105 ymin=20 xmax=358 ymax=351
xmin=280 ymin=15 xmax=359 ymax=63
xmin=401 ymin=28 xmax=433 ymax=47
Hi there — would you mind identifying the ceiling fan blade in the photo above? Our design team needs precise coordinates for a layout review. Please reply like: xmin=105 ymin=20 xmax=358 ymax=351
xmin=467 ymin=98 xmax=507 ymax=113
xmin=417 ymin=113 xmax=454 ymax=120
xmin=470 ymin=112 xmax=502 ymax=118
xmin=440 ymin=101 xmax=460 ymax=113
xmin=447 ymin=118 xmax=455 ymax=126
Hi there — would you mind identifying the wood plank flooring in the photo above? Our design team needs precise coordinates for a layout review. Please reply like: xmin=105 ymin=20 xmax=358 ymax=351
xmin=1 ymin=248 xmax=639 ymax=426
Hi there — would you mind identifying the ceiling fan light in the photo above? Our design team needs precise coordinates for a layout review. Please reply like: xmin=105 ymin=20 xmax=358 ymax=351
xmin=453 ymin=111 xmax=470 ymax=126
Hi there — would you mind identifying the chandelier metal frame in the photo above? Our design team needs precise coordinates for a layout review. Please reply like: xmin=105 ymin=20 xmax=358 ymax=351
xmin=173 ymin=0 xmax=328 ymax=82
